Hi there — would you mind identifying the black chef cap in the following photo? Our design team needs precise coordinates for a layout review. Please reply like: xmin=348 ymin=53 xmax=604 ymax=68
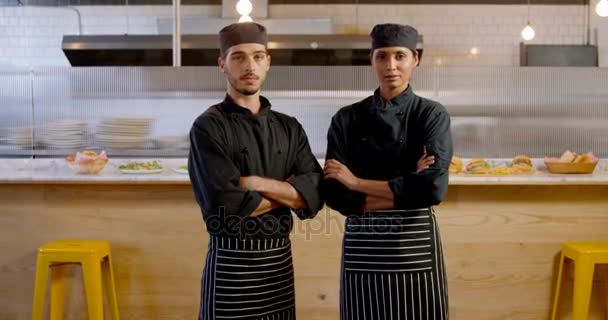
xmin=370 ymin=23 xmax=418 ymax=52
xmin=219 ymin=22 xmax=268 ymax=56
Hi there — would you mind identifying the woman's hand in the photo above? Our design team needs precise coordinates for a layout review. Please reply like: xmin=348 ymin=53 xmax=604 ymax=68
xmin=323 ymin=159 xmax=360 ymax=190
xmin=416 ymin=147 xmax=435 ymax=173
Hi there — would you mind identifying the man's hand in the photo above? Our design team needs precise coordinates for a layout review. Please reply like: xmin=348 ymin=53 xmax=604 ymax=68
xmin=416 ymin=148 xmax=435 ymax=173
xmin=323 ymin=159 xmax=360 ymax=190
xmin=240 ymin=176 xmax=282 ymax=216
xmin=240 ymin=175 xmax=306 ymax=209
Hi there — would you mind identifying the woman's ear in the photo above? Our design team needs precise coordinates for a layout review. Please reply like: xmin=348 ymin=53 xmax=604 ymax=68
xmin=267 ymin=54 xmax=271 ymax=70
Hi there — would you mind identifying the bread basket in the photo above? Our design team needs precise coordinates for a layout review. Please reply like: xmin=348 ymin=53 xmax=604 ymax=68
xmin=544 ymin=161 xmax=598 ymax=174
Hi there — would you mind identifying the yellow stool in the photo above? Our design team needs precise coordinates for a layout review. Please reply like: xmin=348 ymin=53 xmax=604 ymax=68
xmin=32 ymin=240 xmax=120 ymax=320
xmin=551 ymin=241 xmax=608 ymax=320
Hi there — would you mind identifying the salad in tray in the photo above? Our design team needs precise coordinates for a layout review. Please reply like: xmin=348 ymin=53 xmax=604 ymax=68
xmin=173 ymin=164 xmax=188 ymax=174
xmin=118 ymin=160 xmax=164 ymax=174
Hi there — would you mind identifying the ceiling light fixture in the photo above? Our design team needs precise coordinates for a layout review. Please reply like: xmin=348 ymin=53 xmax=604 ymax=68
xmin=236 ymin=0 xmax=253 ymax=23
xmin=521 ymin=0 xmax=536 ymax=41
xmin=597 ymin=0 xmax=608 ymax=17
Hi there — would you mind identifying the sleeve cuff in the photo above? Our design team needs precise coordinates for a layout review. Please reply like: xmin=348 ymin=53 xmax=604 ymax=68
xmin=239 ymin=191 xmax=264 ymax=218
xmin=388 ymin=176 xmax=404 ymax=208
xmin=287 ymin=175 xmax=320 ymax=220
xmin=324 ymin=179 xmax=366 ymax=215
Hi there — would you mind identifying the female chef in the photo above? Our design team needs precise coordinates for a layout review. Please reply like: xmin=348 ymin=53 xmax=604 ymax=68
xmin=322 ymin=23 xmax=453 ymax=320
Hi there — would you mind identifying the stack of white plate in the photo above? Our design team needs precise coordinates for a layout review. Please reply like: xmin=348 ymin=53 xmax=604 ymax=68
xmin=96 ymin=118 xmax=152 ymax=149
xmin=152 ymin=135 xmax=189 ymax=150
xmin=43 ymin=120 xmax=87 ymax=149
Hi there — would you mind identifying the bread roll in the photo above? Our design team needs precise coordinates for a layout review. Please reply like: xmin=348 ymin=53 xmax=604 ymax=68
xmin=512 ymin=163 xmax=533 ymax=174
xmin=450 ymin=156 xmax=463 ymax=174
xmin=466 ymin=159 xmax=491 ymax=174
xmin=513 ymin=155 xmax=532 ymax=167
xmin=559 ymin=150 xmax=577 ymax=163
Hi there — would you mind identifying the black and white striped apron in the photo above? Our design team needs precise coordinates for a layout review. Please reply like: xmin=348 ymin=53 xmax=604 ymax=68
xmin=199 ymin=236 xmax=296 ymax=320
xmin=340 ymin=208 xmax=449 ymax=320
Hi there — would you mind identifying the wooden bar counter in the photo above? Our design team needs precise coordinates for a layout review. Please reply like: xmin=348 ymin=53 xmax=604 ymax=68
xmin=2 ymin=159 xmax=608 ymax=320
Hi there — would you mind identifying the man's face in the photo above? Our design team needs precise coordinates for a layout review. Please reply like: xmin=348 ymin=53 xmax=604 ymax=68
xmin=219 ymin=43 xmax=271 ymax=96
xmin=371 ymin=47 xmax=419 ymax=92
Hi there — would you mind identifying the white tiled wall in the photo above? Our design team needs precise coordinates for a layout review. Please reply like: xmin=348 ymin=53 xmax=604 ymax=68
xmin=0 ymin=4 xmax=600 ymax=67
xmin=271 ymin=4 xmax=590 ymax=66
xmin=0 ymin=5 xmax=219 ymax=66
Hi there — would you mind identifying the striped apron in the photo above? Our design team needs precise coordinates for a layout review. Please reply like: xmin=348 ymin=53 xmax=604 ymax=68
xmin=199 ymin=236 xmax=296 ymax=320
xmin=340 ymin=208 xmax=449 ymax=320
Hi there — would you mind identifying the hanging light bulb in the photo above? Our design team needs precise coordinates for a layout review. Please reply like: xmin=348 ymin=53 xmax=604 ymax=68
xmin=521 ymin=0 xmax=535 ymax=41
xmin=236 ymin=0 xmax=253 ymax=16
xmin=597 ymin=0 xmax=608 ymax=17
xmin=239 ymin=15 xmax=253 ymax=23
xmin=521 ymin=22 xmax=535 ymax=41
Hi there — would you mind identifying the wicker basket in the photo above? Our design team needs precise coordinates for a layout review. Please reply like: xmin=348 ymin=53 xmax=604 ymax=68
xmin=544 ymin=161 xmax=598 ymax=174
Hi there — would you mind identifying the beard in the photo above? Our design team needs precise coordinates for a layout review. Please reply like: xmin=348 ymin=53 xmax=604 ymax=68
xmin=227 ymin=73 xmax=262 ymax=96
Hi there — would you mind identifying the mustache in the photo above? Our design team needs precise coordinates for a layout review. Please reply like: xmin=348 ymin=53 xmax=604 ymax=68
xmin=240 ymin=73 xmax=259 ymax=80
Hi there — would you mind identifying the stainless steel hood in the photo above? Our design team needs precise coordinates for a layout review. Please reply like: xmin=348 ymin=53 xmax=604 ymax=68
xmin=62 ymin=34 xmax=424 ymax=66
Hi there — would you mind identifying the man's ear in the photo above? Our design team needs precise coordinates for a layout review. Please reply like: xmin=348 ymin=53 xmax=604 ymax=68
xmin=218 ymin=56 xmax=225 ymax=72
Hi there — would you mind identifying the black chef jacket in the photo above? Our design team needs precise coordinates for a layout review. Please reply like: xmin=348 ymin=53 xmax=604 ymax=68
xmin=189 ymin=94 xmax=323 ymax=239
xmin=322 ymin=85 xmax=453 ymax=216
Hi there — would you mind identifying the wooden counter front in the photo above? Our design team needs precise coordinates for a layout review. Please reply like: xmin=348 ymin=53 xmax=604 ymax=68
xmin=1 ymin=183 xmax=608 ymax=319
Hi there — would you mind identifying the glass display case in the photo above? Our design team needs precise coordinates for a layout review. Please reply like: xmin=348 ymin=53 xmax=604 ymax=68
xmin=1 ymin=66 xmax=607 ymax=160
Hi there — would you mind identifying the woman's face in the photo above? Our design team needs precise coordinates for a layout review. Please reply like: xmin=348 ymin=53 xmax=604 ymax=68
xmin=371 ymin=47 xmax=419 ymax=93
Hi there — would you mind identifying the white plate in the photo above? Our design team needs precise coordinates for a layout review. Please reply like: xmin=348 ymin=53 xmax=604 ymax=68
xmin=100 ymin=118 xmax=153 ymax=127
xmin=172 ymin=168 xmax=188 ymax=174
xmin=96 ymin=135 xmax=148 ymax=142
xmin=119 ymin=168 xmax=164 ymax=174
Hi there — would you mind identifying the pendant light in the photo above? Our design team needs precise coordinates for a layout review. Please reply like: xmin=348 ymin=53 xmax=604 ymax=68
xmin=521 ymin=0 xmax=536 ymax=41
xmin=521 ymin=23 xmax=536 ymax=41
xmin=597 ymin=0 xmax=608 ymax=17
xmin=236 ymin=0 xmax=253 ymax=23
xmin=239 ymin=15 xmax=253 ymax=22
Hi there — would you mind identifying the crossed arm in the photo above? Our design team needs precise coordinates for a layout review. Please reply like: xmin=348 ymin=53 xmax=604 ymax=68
xmin=189 ymin=119 xmax=321 ymax=220
xmin=240 ymin=176 xmax=306 ymax=217
xmin=323 ymin=108 xmax=452 ymax=213
xmin=244 ymin=152 xmax=433 ymax=215
xmin=323 ymin=151 xmax=435 ymax=211
xmin=241 ymin=122 xmax=323 ymax=218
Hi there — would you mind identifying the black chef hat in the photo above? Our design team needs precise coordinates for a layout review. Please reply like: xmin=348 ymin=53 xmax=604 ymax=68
xmin=370 ymin=23 xmax=418 ymax=52
xmin=219 ymin=22 xmax=268 ymax=56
